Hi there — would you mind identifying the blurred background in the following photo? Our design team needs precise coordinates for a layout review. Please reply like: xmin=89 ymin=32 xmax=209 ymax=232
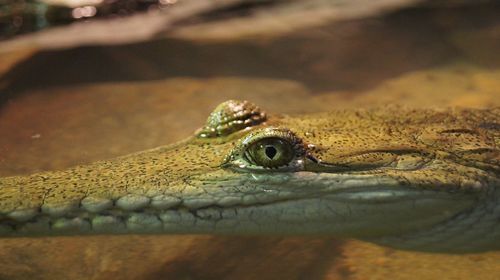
xmin=0 ymin=1 xmax=499 ymax=279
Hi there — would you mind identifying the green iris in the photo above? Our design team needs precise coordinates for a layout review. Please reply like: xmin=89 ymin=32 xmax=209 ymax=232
xmin=245 ymin=137 xmax=295 ymax=168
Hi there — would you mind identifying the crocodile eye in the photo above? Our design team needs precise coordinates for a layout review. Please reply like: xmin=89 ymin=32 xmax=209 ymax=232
xmin=245 ymin=138 xmax=294 ymax=168
xmin=223 ymin=127 xmax=307 ymax=171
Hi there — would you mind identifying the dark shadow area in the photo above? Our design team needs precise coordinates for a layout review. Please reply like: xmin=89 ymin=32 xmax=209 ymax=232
xmin=145 ymin=237 xmax=346 ymax=280
xmin=1 ymin=2 xmax=499 ymax=107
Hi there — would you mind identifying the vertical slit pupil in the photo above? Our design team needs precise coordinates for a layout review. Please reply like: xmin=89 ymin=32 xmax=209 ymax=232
xmin=265 ymin=146 xmax=277 ymax=159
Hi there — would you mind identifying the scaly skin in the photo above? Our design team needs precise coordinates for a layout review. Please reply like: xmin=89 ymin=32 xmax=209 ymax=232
xmin=0 ymin=100 xmax=499 ymax=253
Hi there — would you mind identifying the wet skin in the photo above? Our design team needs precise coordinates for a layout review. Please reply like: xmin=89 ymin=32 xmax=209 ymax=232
xmin=0 ymin=100 xmax=499 ymax=253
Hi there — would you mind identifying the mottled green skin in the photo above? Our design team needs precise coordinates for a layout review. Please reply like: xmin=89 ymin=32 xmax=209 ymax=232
xmin=0 ymin=102 xmax=499 ymax=252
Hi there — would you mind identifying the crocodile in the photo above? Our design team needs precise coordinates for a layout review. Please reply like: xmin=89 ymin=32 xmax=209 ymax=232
xmin=0 ymin=100 xmax=499 ymax=253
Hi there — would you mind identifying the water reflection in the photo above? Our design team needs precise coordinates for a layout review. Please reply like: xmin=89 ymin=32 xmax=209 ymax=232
xmin=0 ymin=1 xmax=500 ymax=280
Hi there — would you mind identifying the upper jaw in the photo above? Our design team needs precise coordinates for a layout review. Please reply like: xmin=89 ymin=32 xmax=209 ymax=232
xmin=188 ymin=166 xmax=475 ymax=211
xmin=183 ymin=169 xmax=478 ymax=238
xmin=243 ymin=171 xmax=473 ymax=202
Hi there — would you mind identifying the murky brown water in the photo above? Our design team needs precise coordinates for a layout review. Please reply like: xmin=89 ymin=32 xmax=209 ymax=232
xmin=0 ymin=3 xmax=500 ymax=280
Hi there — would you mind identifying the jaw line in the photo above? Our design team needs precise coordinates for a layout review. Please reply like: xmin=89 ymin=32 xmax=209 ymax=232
xmin=246 ymin=170 xmax=477 ymax=204
xmin=183 ymin=171 xmax=477 ymax=237
xmin=212 ymin=161 xmax=481 ymax=211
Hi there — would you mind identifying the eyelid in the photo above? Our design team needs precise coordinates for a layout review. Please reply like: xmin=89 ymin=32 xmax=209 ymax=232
xmin=241 ymin=128 xmax=298 ymax=146
xmin=241 ymin=129 xmax=305 ymax=158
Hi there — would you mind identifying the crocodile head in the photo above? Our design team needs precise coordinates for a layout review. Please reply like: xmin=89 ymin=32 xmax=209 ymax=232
xmin=1 ymin=100 xmax=499 ymax=252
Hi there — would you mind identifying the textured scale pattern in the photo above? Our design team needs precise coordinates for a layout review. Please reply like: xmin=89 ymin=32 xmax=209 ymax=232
xmin=0 ymin=101 xmax=498 ymax=253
